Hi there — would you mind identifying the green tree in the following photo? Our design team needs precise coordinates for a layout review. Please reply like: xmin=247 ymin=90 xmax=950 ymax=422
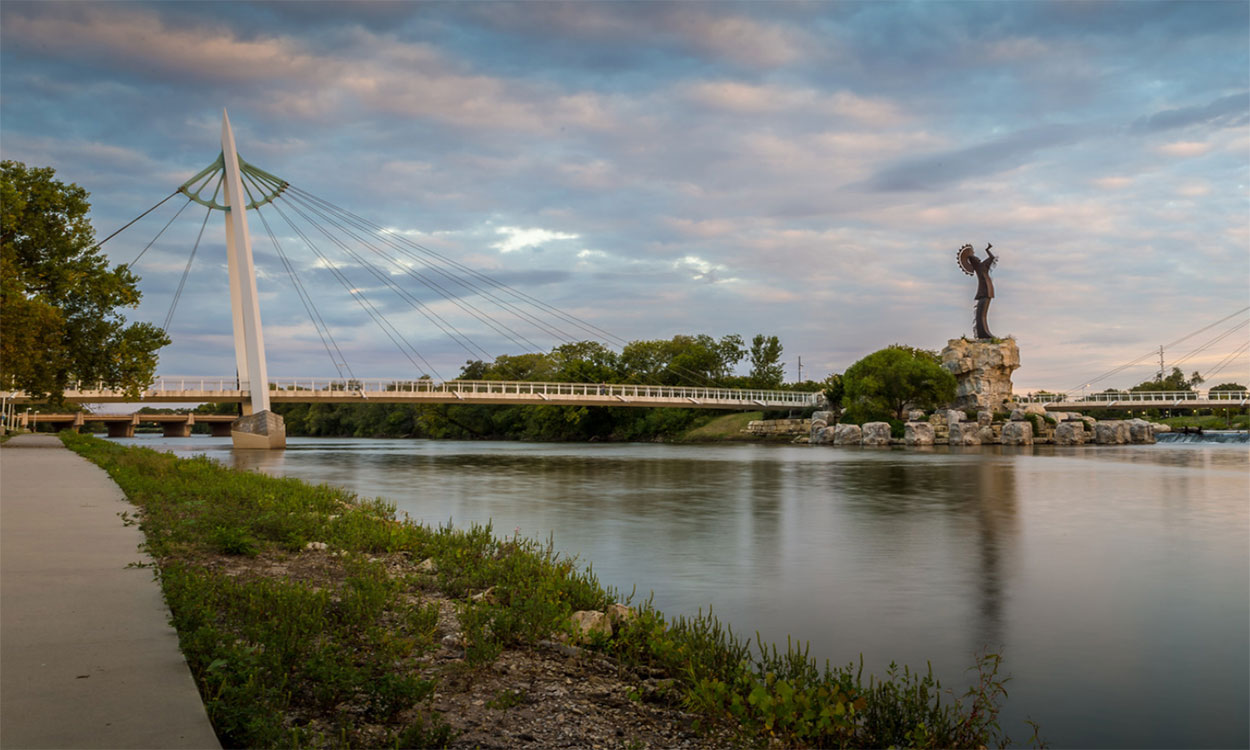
xmin=842 ymin=345 xmax=956 ymax=422
xmin=1209 ymin=382 xmax=1247 ymax=392
xmin=747 ymin=334 xmax=784 ymax=388
xmin=1 ymin=161 xmax=169 ymax=402
xmin=1130 ymin=366 xmax=1199 ymax=393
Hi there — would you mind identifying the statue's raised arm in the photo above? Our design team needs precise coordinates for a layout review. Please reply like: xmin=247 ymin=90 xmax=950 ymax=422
xmin=955 ymin=242 xmax=997 ymax=339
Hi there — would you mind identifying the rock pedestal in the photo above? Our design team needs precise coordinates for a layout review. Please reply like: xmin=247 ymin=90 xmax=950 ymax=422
xmin=941 ymin=338 xmax=1020 ymax=411
xmin=231 ymin=410 xmax=286 ymax=449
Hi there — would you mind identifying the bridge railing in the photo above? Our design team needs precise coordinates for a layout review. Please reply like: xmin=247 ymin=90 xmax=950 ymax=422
xmin=264 ymin=377 xmax=819 ymax=406
xmin=1017 ymin=389 xmax=1248 ymax=404
xmin=12 ymin=376 xmax=820 ymax=407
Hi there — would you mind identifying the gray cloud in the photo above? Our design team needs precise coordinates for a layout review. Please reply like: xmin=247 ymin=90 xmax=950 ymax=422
xmin=1130 ymin=91 xmax=1250 ymax=134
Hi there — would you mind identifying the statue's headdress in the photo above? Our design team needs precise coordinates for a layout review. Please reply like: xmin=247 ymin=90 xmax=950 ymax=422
xmin=956 ymin=244 xmax=976 ymax=276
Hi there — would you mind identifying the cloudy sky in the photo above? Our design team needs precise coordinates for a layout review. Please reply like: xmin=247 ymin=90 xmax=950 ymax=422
xmin=3 ymin=1 xmax=1248 ymax=392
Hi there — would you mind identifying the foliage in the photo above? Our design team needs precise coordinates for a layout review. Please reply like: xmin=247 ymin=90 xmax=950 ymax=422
xmin=843 ymin=345 xmax=956 ymax=422
xmin=1130 ymin=367 xmax=1201 ymax=393
xmin=63 ymin=434 xmax=1033 ymax=749
xmin=747 ymin=334 xmax=784 ymax=388
xmin=0 ymin=161 xmax=169 ymax=402
xmin=1209 ymin=382 xmax=1247 ymax=392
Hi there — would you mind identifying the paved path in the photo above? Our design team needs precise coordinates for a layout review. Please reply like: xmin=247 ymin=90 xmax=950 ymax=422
xmin=1 ymin=434 xmax=220 ymax=749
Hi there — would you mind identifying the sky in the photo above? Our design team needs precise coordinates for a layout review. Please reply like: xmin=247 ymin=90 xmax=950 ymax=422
xmin=2 ymin=0 xmax=1248 ymax=393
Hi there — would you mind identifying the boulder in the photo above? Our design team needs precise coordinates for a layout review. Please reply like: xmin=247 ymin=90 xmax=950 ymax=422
xmin=946 ymin=409 xmax=964 ymax=425
xmin=1023 ymin=403 xmax=1048 ymax=416
xmin=416 ymin=557 xmax=438 ymax=574
xmin=812 ymin=411 xmax=834 ymax=425
xmin=949 ymin=422 xmax=981 ymax=446
xmin=1010 ymin=409 xmax=1027 ymax=421
xmin=1128 ymin=418 xmax=1155 ymax=444
xmin=1095 ymin=421 xmax=1129 ymax=445
xmin=1001 ymin=421 xmax=1033 ymax=445
xmin=977 ymin=410 xmax=993 ymax=426
xmin=862 ymin=422 xmax=892 ymax=446
xmin=940 ymin=338 xmax=1021 ymax=411
xmin=905 ymin=422 xmax=934 ymax=445
xmin=907 ymin=409 xmax=927 ymax=422
xmin=1054 ymin=421 xmax=1085 ymax=445
xmin=1152 ymin=422 xmax=1172 ymax=433
xmin=606 ymin=603 xmax=635 ymax=628
xmin=977 ymin=425 xmax=997 ymax=444
xmin=833 ymin=423 xmax=862 ymax=446
xmin=810 ymin=426 xmax=829 ymax=445
xmin=571 ymin=610 xmax=613 ymax=641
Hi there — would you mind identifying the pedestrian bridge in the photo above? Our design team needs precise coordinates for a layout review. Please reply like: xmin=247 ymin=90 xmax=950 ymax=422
xmin=4 ymin=376 xmax=819 ymax=412
xmin=1016 ymin=389 xmax=1248 ymax=412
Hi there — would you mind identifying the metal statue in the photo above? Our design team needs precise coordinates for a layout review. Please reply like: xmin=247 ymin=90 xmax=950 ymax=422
xmin=957 ymin=243 xmax=997 ymax=339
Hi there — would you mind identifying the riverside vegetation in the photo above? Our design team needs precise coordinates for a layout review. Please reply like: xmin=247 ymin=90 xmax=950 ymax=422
xmin=63 ymin=433 xmax=1035 ymax=749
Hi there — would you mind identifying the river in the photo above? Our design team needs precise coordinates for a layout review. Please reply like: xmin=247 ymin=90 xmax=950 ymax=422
xmin=117 ymin=435 xmax=1248 ymax=748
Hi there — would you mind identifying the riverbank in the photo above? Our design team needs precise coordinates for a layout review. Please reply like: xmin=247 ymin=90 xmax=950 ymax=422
xmin=62 ymin=433 xmax=1020 ymax=749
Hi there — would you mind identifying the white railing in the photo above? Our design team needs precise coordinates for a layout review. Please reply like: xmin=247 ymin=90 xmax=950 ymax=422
xmin=8 ymin=376 xmax=820 ymax=408
xmin=1017 ymin=389 xmax=1248 ymax=404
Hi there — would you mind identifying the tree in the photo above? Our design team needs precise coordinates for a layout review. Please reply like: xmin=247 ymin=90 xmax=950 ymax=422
xmin=1130 ymin=366 xmax=1198 ymax=393
xmin=1209 ymin=382 xmax=1247 ymax=392
xmin=747 ymin=334 xmax=784 ymax=388
xmin=1 ymin=161 xmax=169 ymax=402
xmin=842 ymin=345 xmax=956 ymax=422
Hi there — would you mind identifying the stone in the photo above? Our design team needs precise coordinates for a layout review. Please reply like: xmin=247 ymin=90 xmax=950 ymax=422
xmin=977 ymin=410 xmax=993 ymax=426
xmin=861 ymin=422 xmax=891 ymax=446
xmin=1054 ymin=421 xmax=1085 ymax=445
xmin=1010 ymin=409 xmax=1027 ymax=421
xmin=949 ymin=422 xmax=981 ymax=446
xmin=907 ymin=410 xmax=927 ymax=422
xmin=1128 ymin=418 xmax=1155 ymax=444
xmin=231 ymin=409 xmax=286 ymax=449
xmin=904 ymin=422 xmax=934 ymax=445
xmin=832 ymin=423 xmax=862 ymax=446
xmin=1152 ymin=422 xmax=1172 ymax=433
xmin=977 ymin=425 xmax=997 ymax=444
xmin=471 ymin=586 xmax=497 ymax=604
xmin=809 ymin=426 xmax=829 ymax=445
xmin=305 ymin=541 xmax=328 ymax=551
xmin=1095 ymin=421 xmax=1129 ymax=445
xmin=1001 ymin=421 xmax=1033 ymax=445
xmin=813 ymin=392 xmax=830 ymax=410
xmin=941 ymin=337 xmax=1021 ymax=411
xmin=812 ymin=411 xmax=834 ymax=425
xmin=417 ymin=557 xmax=438 ymax=573
xmin=946 ymin=409 xmax=964 ymax=425
xmin=606 ymin=603 xmax=635 ymax=628
xmin=570 ymin=610 xmax=613 ymax=641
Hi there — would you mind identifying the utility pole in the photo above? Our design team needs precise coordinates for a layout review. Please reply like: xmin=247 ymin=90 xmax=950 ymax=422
xmin=1158 ymin=345 xmax=1165 ymax=382
xmin=797 ymin=355 xmax=803 ymax=383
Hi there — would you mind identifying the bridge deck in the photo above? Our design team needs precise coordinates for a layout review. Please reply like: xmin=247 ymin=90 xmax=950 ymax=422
xmin=1018 ymin=389 xmax=1248 ymax=412
xmin=4 ymin=377 xmax=818 ymax=411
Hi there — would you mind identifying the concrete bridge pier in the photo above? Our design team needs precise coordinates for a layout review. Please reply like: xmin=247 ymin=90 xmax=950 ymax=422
xmin=161 ymin=417 xmax=193 ymax=438
xmin=209 ymin=421 xmax=233 ymax=438
xmin=104 ymin=416 xmax=137 ymax=438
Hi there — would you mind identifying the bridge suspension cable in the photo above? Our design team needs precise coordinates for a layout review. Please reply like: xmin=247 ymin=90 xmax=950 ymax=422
xmin=1067 ymin=305 xmax=1250 ymax=393
xmin=1201 ymin=340 xmax=1250 ymax=382
xmin=162 ymin=206 xmax=212 ymax=333
xmin=91 ymin=154 xmax=753 ymax=391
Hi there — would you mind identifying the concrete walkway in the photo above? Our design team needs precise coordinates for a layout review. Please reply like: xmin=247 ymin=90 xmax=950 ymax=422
xmin=1 ymin=434 xmax=220 ymax=749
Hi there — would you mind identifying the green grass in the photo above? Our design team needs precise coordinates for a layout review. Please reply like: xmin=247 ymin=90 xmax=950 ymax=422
xmin=62 ymin=432 xmax=1033 ymax=749
xmin=678 ymin=411 xmax=765 ymax=442
xmin=1160 ymin=413 xmax=1249 ymax=430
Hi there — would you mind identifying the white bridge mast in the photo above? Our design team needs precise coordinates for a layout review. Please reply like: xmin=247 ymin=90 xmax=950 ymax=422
xmin=220 ymin=109 xmax=284 ymax=448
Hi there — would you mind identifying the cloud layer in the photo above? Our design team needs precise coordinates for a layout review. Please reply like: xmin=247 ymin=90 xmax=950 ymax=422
xmin=2 ymin=1 xmax=1247 ymax=390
